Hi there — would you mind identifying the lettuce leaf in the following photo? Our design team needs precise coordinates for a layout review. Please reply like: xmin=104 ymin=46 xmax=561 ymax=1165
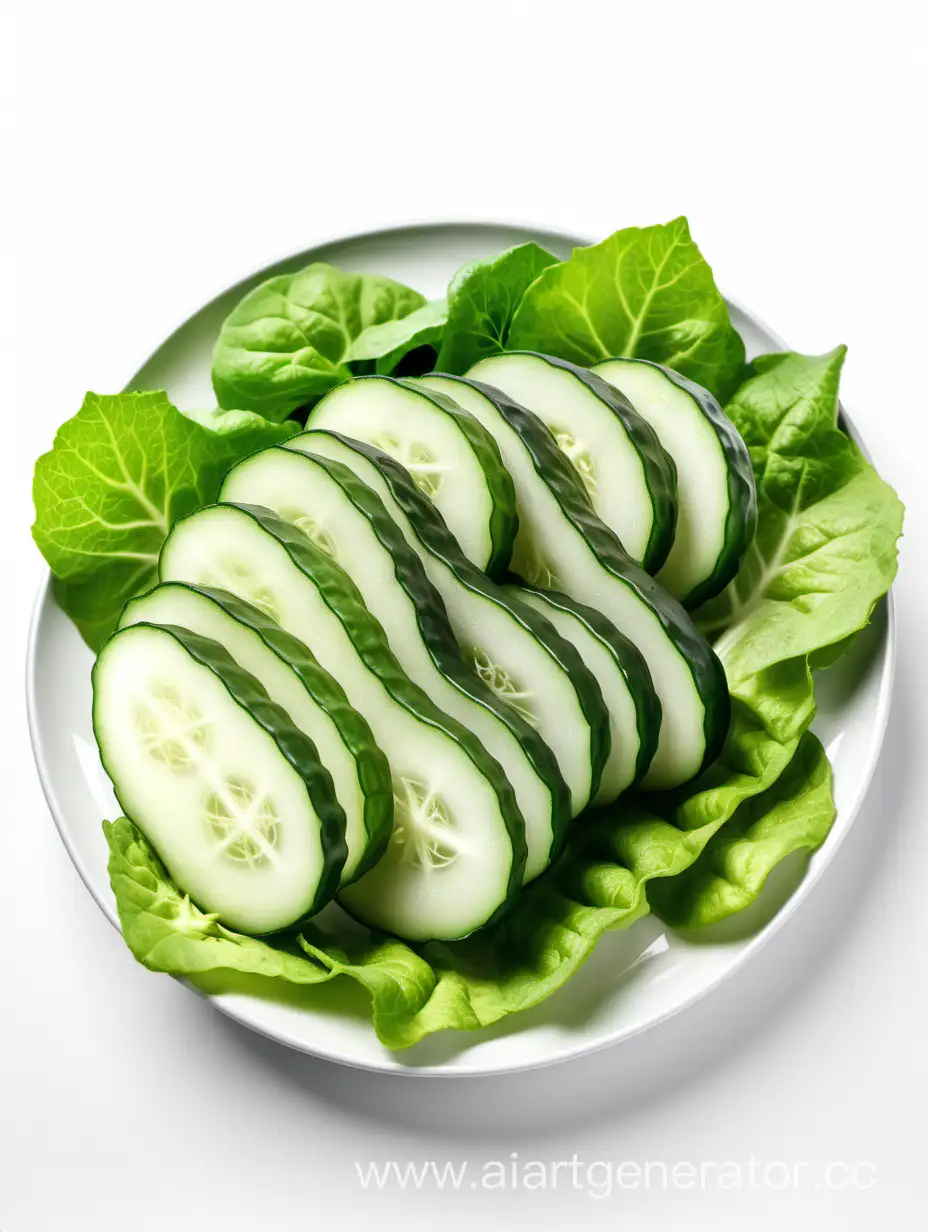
xmin=105 ymin=817 xmax=331 ymax=982
xmin=656 ymin=348 xmax=903 ymax=929
xmin=32 ymin=393 xmax=298 ymax=650
xmin=436 ymin=242 xmax=558 ymax=374
xmin=211 ymin=264 xmax=427 ymax=420
xmin=696 ymin=348 xmax=904 ymax=684
xmin=347 ymin=298 xmax=448 ymax=375
xmin=648 ymin=732 xmax=835 ymax=928
xmin=507 ymin=218 xmax=746 ymax=401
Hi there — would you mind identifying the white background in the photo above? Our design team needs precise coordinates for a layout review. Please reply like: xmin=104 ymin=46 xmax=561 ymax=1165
xmin=3 ymin=1 xmax=926 ymax=1228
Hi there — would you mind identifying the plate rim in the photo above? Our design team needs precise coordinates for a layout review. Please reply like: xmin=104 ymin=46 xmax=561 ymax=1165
xmin=24 ymin=219 xmax=898 ymax=1076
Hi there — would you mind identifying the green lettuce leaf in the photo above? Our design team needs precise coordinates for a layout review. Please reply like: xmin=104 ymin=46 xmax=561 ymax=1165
xmin=507 ymin=218 xmax=745 ymax=401
xmin=696 ymin=348 xmax=905 ymax=684
xmin=32 ymin=392 xmax=297 ymax=649
xmin=648 ymin=731 xmax=835 ymax=928
xmin=436 ymin=242 xmax=558 ymax=373
xmin=655 ymin=347 xmax=903 ymax=930
xmin=105 ymin=817 xmax=333 ymax=982
xmin=211 ymin=264 xmax=426 ymax=420
xmin=347 ymin=298 xmax=448 ymax=375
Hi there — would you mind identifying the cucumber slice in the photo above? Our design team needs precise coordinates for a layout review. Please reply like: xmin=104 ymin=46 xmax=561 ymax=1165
xmin=289 ymin=428 xmax=609 ymax=848
xmin=92 ymin=622 xmax=347 ymax=934
xmin=508 ymin=583 xmax=660 ymax=805
xmin=467 ymin=352 xmax=677 ymax=571
xmin=160 ymin=503 xmax=526 ymax=940
xmin=591 ymin=358 xmax=757 ymax=608
xmin=220 ymin=447 xmax=569 ymax=877
xmin=419 ymin=374 xmax=730 ymax=791
xmin=120 ymin=583 xmax=392 ymax=885
xmin=305 ymin=375 xmax=517 ymax=575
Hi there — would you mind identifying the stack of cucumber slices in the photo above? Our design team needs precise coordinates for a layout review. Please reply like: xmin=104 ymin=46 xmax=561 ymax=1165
xmin=92 ymin=352 xmax=757 ymax=943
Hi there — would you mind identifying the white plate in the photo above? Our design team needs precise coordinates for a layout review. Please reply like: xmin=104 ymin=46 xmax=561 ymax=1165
xmin=26 ymin=222 xmax=895 ymax=1077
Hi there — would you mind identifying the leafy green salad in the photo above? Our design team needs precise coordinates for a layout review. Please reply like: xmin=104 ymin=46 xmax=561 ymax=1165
xmin=32 ymin=219 xmax=903 ymax=1049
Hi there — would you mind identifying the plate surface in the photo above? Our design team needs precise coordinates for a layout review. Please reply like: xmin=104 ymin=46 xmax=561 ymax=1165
xmin=26 ymin=222 xmax=895 ymax=1076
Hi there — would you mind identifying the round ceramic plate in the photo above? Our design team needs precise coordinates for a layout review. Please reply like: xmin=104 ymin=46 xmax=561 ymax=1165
xmin=27 ymin=222 xmax=894 ymax=1076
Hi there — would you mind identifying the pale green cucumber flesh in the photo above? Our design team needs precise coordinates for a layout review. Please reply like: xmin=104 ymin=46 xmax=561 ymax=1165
xmin=120 ymin=583 xmax=392 ymax=884
xmin=92 ymin=621 xmax=347 ymax=934
xmin=592 ymin=358 xmax=757 ymax=608
xmin=466 ymin=352 xmax=677 ymax=572
xmin=304 ymin=375 xmax=517 ymax=574
xmin=510 ymin=583 xmax=661 ymax=804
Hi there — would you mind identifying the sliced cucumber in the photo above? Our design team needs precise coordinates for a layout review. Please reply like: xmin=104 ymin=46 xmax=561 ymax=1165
xmin=289 ymin=428 xmax=609 ymax=848
xmin=220 ymin=446 xmax=569 ymax=877
xmin=160 ymin=502 xmax=526 ymax=941
xmin=305 ymin=375 xmax=517 ymax=574
xmin=120 ymin=583 xmax=392 ymax=885
xmin=591 ymin=358 xmax=757 ymax=608
xmin=419 ymin=374 xmax=729 ymax=791
xmin=508 ymin=583 xmax=661 ymax=806
xmin=92 ymin=622 xmax=347 ymax=934
xmin=467 ymin=352 xmax=677 ymax=571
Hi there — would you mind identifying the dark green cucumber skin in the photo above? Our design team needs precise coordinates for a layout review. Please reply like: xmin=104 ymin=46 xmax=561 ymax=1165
xmin=628 ymin=360 xmax=757 ymax=610
xmin=252 ymin=446 xmax=572 ymax=846
xmin=172 ymin=502 xmax=528 ymax=932
xmin=92 ymin=621 xmax=349 ymax=932
xmin=122 ymin=583 xmax=394 ymax=883
xmin=472 ymin=352 xmax=679 ymax=573
xmin=307 ymin=375 xmax=519 ymax=576
xmin=295 ymin=428 xmax=607 ymax=845
xmin=427 ymin=374 xmax=731 ymax=779
xmin=511 ymin=581 xmax=662 ymax=789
